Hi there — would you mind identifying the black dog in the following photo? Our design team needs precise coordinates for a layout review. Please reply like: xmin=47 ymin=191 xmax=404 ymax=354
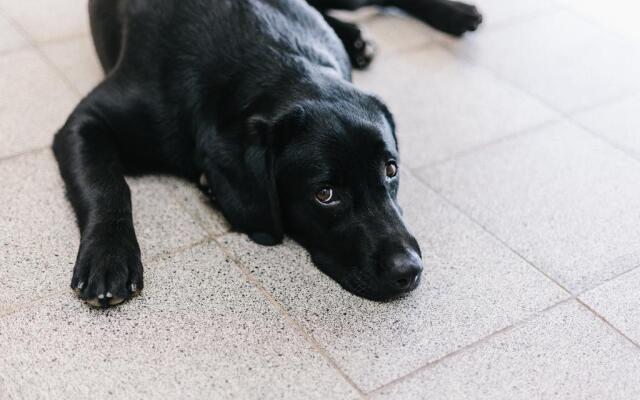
xmin=53 ymin=0 xmax=481 ymax=307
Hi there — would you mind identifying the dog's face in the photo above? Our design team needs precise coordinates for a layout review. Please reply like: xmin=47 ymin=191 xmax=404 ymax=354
xmin=276 ymin=99 xmax=423 ymax=301
xmin=205 ymin=95 xmax=423 ymax=301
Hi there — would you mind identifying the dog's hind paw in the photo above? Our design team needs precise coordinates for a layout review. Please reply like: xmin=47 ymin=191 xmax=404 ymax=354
xmin=438 ymin=2 xmax=483 ymax=36
xmin=349 ymin=35 xmax=376 ymax=69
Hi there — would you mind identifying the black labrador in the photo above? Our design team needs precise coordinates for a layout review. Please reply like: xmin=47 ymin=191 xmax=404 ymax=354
xmin=53 ymin=0 xmax=481 ymax=307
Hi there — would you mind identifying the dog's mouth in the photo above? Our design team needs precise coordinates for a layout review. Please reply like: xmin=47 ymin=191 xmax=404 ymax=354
xmin=341 ymin=267 xmax=422 ymax=302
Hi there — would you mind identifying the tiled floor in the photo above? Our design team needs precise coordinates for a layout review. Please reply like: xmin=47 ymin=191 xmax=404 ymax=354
xmin=1 ymin=1 xmax=640 ymax=399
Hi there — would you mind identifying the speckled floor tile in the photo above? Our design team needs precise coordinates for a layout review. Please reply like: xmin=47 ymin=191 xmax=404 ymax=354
xmin=0 ymin=243 xmax=361 ymax=400
xmin=580 ymin=267 xmax=640 ymax=345
xmin=421 ymin=121 xmax=640 ymax=292
xmin=0 ymin=12 xmax=28 ymax=53
xmin=373 ymin=300 xmax=640 ymax=400
xmin=445 ymin=11 xmax=640 ymax=112
xmin=40 ymin=35 xmax=103 ymax=95
xmin=354 ymin=46 xmax=557 ymax=167
xmin=0 ymin=49 xmax=77 ymax=158
xmin=0 ymin=0 xmax=89 ymax=43
xmin=573 ymin=94 xmax=640 ymax=161
xmin=220 ymin=172 xmax=567 ymax=391
xmin=0 ymin=151 xmax=209 ymax=311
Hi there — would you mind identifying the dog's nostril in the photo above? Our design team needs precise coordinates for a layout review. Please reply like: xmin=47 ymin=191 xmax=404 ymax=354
xmin=395 ymin=277 xmax=412 ymax=290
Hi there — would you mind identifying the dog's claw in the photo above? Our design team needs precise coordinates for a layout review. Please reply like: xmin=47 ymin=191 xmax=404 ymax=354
xmin=199 ymin=173 xmax=208 ymax=188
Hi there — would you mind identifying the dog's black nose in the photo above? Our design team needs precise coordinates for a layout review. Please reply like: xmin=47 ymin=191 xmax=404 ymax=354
xmin=386 ymin=251 xmax=423 ymax=291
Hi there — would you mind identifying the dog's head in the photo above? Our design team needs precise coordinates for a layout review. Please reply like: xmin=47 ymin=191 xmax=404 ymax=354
xmin=202 ymin=89 xmax=423 ymax=301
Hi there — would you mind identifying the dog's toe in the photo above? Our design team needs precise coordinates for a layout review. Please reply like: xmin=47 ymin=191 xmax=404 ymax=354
xmin=431 ymin=2 xmax=483 ymax=37
xmin=71 ymin=238 xmax=143 ymax=308
xmin=350 ymin=36 xmax=376 ymax=69
xmin=449 ymin=3 xmax=483 ymax=36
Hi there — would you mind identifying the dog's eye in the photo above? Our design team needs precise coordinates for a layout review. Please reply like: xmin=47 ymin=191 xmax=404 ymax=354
xmin=315 ymin=187 xmax=334 ymax=204
xmin=385 ymin=161 xmax=398 ymax=178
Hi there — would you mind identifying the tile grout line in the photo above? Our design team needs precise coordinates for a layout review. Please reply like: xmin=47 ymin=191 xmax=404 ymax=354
xmin=568 ymin=112 xmax=640 ymax=169
xmin=398 ymin=167 xmax=640 ymax=388
xmin=0 ymin=235 xmax=219 ymax=320
xmin=564 ymin=89 xmax=640 ymax=117
xmin=368 ymin=6 xmax=640 ymax=173
xmin=553 ymin=2 xmax=640 ymax=47
xmin=0 ymin=43 xmax=31 ymax=57
xmin=164 ymin=182 xmax=232 ymax=240
xmin=440 ymin=42 xmax=637 ymax=123
xmin=211 ymin=237 xmax=368 ymax=399
xmin=367 ymin=298 xmax=575 ymax=395
xmin=35 ymin=32 xmax=91 ymax=47
xmin=414 ymin=161 xmax=640 ymax=295
xmin=423 ymin=31 xmax=640 ymax=170
xmin=35 ymin=44 xmax=85 ymax=98
xmin=576 ymin=298 xmax=640 ymax=351
xmin=403 ymin=6 xmax=563 ymax=57
xmin=0 ymin=288 xmax=68 ymax=319
xmin=410 ymin=168 xmax=640 ymax=306
xmin=1 ymin=10 xmax=86 ymax=98
xmin=0 ymin=145 xmax=50 ymax=164
xmin=412 ymin=117 xmax=563 ymax=171
xmin=145 ymin=171 xmax=429 ymax=396
xmin=359 ymin=6 xmax=564 ymax=66
xmin=161 ymin=172 xmax=640 ymax=395
xmin=411 ymin=171 xmax=573 ymax=297
xmin=573 ymin=263 xmax=640 ymax=299
xmin=478 ymin=7 xmax=562 ymax=32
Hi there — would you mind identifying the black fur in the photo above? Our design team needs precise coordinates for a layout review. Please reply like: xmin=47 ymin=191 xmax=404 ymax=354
xmin=53 ymin=0 xmax=481 ymax=306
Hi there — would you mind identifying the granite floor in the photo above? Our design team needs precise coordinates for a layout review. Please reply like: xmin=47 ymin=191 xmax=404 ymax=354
xmin=2 ymin=1 xmax=640 ymax=399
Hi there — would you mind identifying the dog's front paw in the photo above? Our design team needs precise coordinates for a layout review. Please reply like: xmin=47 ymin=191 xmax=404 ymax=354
xmin=440 ymin=2 xmax=483 ymax=36
xmin=71 ymin=231 xmax=143 ymax=307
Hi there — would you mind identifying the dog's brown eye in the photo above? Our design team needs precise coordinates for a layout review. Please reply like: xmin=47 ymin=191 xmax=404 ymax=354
xmin=315 ymin=187 xmax=334 ymax=204
xmin=386 ymin=161 xmax=398 ymax=178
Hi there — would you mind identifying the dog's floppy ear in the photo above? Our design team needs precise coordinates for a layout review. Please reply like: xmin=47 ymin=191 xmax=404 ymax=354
xmin=370 ymin=96 xmax=398 ymax=151
xmin=212 ymin=105 xmax=304 ymax=246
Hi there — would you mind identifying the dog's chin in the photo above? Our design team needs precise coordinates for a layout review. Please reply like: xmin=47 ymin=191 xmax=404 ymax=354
xmin=340 ymin=279 xmax=419 ymax=302
xmin=309 ymin=252 xmax=421 ymax=302
xmin=319 ymin=264 xmax=420 ymax=302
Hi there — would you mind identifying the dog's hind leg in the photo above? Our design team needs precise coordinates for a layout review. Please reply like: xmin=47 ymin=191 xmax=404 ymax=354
xmin=52 ymin=80 xmax=152 ymax=308
xmin=308 ymin=0 xmax=482 ymax=37
xmin=307 ymin=0 xmax=386 ymax=12
xmin=323 ymin=14 xmax=376 ymax=69
xmin=388 ymin=0 xmax=482 ymax=36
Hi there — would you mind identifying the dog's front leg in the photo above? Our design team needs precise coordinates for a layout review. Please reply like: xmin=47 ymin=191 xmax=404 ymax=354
xmin=53 ymin=93 xmax=142 ymax=307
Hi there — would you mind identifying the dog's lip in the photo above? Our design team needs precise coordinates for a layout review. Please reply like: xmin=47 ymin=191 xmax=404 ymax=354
xmin=343 ymin=266 xmax=422 ymax=302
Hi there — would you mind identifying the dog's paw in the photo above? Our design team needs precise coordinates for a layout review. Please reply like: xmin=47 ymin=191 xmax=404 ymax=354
xmin=348 ymin=34 xmax=376 ymax=70
xmin=71 ymin=233 xmax=143 ymax=307
xmin=439 ymin=2 xmax=483 ymax=37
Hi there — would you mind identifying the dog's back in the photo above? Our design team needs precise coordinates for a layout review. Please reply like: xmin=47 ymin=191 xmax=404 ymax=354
xmin=89 ymin=0 xmax=350 ymax=79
